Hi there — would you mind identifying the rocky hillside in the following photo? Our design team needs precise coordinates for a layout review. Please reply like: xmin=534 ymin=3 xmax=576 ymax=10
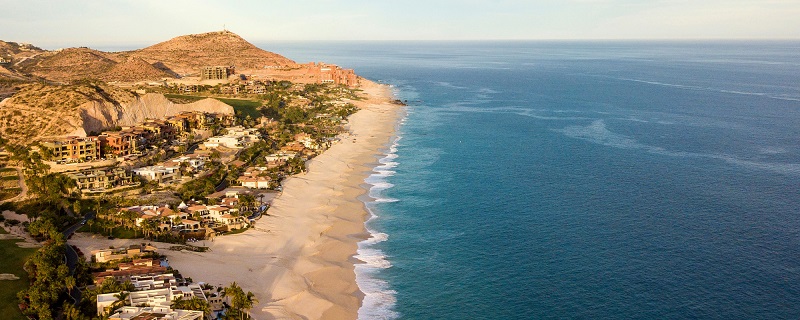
xmin=0 ymin=82 xmax=232 ymax=145
xmin=122 ymin=30 xmax=295 ymax=75
xmin=103 ymin=57 xmax=175 ymax=82
xmin=16 ymin=47 xmax=117 ymax=82
xmin=1 ymin=31 xmax=296 ymax=83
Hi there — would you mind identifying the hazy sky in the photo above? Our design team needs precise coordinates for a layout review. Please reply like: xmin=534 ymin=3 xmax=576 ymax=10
xmin=2 ymin=0 xmax=799 ymax=48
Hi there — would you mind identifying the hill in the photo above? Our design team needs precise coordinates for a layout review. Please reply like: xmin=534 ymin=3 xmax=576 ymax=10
xmin=0 ymin=82 xmax=233 ymax=145
xmin=122 ymin=30 xmax=296 ymax=75
xmin=103 ymin=57 xmax=175 ymax=82
xmin=16 ymin=47 xmax=117 ymax=82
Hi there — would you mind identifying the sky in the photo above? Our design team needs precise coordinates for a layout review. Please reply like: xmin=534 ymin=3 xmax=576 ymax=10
xmin=2 ymin=0 xmax=799 ymax=48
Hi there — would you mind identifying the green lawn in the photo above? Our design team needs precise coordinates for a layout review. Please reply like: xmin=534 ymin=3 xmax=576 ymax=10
xmin=0 ymin=168 xmax=16 ymax=173
xmin=164 ymin=94 xmax=262 ymax=120
xmin=214 ymin=98 xmax=261 ymax=119
xmin=0 ymin=229 xmax=37 ymax=320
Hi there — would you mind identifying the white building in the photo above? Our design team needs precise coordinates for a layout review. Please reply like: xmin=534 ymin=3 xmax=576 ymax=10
xmin=97 ymin=284 xmax=207 ymax=316
xmin=107 ymin=306 xmax=203 ymax=320
xmin=132 ymin=165 xmax=180 ymax=183
xmin=265 ymin=151 xmax=297 ymax=162
xmin=202 ymin=126 xmax=262 ymax=149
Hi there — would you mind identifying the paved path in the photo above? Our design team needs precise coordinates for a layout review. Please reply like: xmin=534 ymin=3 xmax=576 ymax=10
xmin=0 ymin=167 xmax=28 ymax=204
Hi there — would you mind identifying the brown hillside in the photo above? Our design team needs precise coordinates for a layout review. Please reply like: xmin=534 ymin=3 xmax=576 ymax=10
xmin=0 ymin=40 xmax=45 ymax=60
xmin=102 ymin=57 xmax=174 ymax=82
xmin=0 ymin=82 xmax=137 ymax=144
xmin=20 ymin=47 xmax=117 ymax=82
xmin=124 ymin=30 xmax=295 ymax=75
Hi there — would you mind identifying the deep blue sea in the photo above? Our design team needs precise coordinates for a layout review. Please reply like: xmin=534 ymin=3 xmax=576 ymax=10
xmin=261 ymin=41 xmax=800 ymax=319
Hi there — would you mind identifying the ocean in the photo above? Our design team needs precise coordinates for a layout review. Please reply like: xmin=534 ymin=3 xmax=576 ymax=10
xmin=262 ymin=41 xmax=800 ymax=319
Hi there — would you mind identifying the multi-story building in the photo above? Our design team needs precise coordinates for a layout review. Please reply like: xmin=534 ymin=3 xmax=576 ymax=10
xmin=66 ymin=167 xmax=136 ymax=192
xmin=98 ymin=131 xmax=138 ymax=157
xmin=40 ymin=136 xmax=101 ymax=163
xmin=200 ymin=66 xmax=233 ymax=80
xmin=304 ymin=62 xmax=359 ymax=86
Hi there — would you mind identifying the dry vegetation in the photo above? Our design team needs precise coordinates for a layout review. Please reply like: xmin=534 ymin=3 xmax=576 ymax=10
xmin=0 ymin=82 xmax=136 ymax=145
xmin=121 ymin=30 xmax=296 ymax=75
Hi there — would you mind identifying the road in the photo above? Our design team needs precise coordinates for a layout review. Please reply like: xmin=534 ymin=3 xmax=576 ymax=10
xmin=63 ymin=212 xmax=94 ymax=305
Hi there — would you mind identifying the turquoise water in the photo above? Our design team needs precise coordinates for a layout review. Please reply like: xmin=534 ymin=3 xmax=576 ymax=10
xmin=263 ymin=41 xmax=800 ymax=319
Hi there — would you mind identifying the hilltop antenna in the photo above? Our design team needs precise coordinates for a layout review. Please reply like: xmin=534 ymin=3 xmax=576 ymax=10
xmin=223 ymin=24 xmax=227 ymax=32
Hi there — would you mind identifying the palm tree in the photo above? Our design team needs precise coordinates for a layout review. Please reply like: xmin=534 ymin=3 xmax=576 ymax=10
xmin=109 ymin=291 xmax=129 ymax=314
xmin=64 ymin=276 xmax=76 ymax=292
xmin=223 ymin=282 xmax=258 ymax=320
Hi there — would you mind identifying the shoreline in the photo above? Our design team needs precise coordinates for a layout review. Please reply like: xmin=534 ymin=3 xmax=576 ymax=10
xmin=69 ymin=80 xmax=403 ymax=320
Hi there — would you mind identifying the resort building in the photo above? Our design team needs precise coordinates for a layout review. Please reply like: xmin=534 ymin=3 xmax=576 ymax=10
xmin=107 ymin=306 xmax=203 ymax=320
xmin=132 ymin=165 xmax=181 ymax=183
xmin=66 ymin=167 xmax=136 ymax=193
xmin=98 ymin=132 xmax=138 ymax=157
xmin=165 ymin=155 xmax=207 ymax=173
xmin=238 ymin=176 xmax=271 ymax=189
xmin=92 ymin=259 xmax=168 ymax=285
xmin=265 ymin=151 xmax=297 ymax=162
xmin=303 ymin=62 xmax=359 ymax=86
xmin=40 ymin=136 xmax=101 ymax=163
xmin=200 ymin=66 xmax=233 ymax=80
xmin=202 ymin=126 xmax=261 ymax=149
xmin=92 ymin=244 xmax=158 ymax=263
xmin=97 ymin=284 xmax=207 ymax=316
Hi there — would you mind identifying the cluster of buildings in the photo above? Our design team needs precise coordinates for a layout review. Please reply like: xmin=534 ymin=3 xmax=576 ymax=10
xmin=201 ymin=126 xmax=261 ymax=149
xmin=117 ymin=194 xmax=250 ymax=236
xmin=37 ymin=111 xmax=236 ymax=194
xmin=237 ymin=167 xmax=272 ymax=189
xmin=40 ymin=111 xmax=233 ymax=164
xmin=91 ymin=246 xmax=220 ymax=319
xmin=220 ymin=80 xmax=269 ymax=95
xmin=303 ymin=62 xmax=358 ymax=86
xmin=132 ymin=154 xmax=208 ymax=184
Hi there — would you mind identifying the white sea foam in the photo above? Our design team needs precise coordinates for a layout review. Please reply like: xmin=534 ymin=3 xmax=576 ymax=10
xmin=356 ymin=134 xmax=403 ymax=320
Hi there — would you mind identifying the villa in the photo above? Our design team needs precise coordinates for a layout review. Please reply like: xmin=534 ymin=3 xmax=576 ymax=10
xmin=107 ymin=306 xmax=203 ymax=320
xmin=91 ymin=244 xmax=158 ymax=263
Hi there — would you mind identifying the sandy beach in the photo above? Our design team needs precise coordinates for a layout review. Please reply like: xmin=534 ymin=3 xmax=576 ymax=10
xmin=69 ymin=80 xmax=402 ymax=320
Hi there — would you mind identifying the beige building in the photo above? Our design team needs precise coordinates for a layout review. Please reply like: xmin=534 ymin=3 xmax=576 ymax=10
xmin=92 ymin=244 xmax=158 ymax=263
xmin=67 ymin=167 xmax=136 ymax=193
xmin=200 ymin=66 xmax=233 ymax=80
xmin=41 ymin=136 xmax=101 ymax=163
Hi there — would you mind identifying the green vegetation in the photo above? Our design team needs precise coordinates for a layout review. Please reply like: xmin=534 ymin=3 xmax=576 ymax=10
xmin=224 ymin=225 xmax=250 ymax=235
xmin=215 ymin=98 xmax=261 ymax=119
xmin=222 ymin=282 xmax=258 ymax=319
xmin=0 ymin=229 xmax=37 ymax=320
xmin=171 ymin=296 xmax=211 ymax=317
xmin=163 ymin=93 xmax=205 ymax=104
xmin=17 ymin=224 xmax=74 ymax=320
